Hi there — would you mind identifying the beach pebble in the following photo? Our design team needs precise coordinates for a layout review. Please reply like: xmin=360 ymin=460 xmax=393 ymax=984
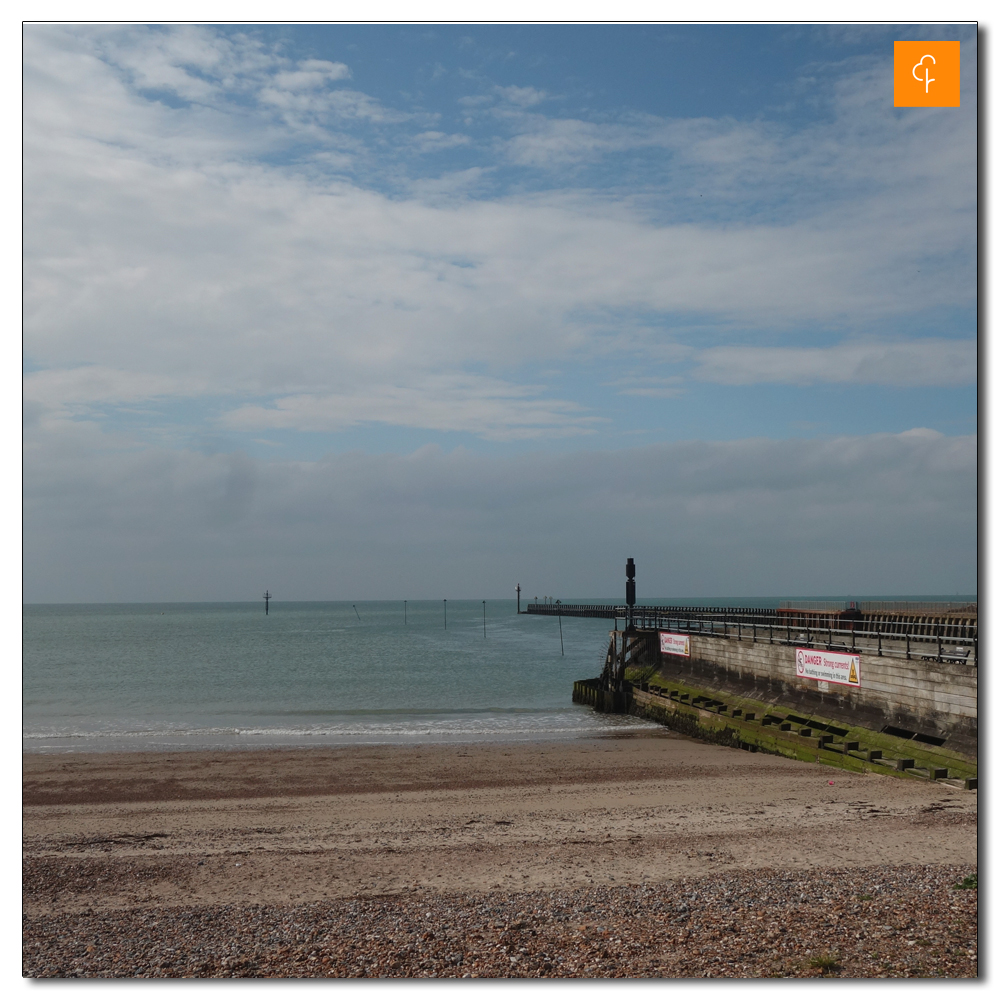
xmin=22 ymin=863 xmax=976 ymax=979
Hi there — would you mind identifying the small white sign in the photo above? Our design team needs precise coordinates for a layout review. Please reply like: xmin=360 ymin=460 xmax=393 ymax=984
xmin=660 ymin=632 xmax=690 ymax=657
xmin=795 ymin=648 xmax=861 ymax=687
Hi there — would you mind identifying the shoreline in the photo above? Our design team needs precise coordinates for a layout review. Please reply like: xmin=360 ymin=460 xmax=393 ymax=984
xmin=21 ymin=708 xmax=660 ymax=756
xmin=24 ymin=733 xmax=977 ymax=977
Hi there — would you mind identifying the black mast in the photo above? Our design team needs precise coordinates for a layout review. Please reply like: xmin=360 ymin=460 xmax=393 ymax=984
xmin=625 ymin=558 xmax=636 ymax=632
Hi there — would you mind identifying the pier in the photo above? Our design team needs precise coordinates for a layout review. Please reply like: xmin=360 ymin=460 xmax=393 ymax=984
xmin=539 ymin=563 xmax=977 ymax=783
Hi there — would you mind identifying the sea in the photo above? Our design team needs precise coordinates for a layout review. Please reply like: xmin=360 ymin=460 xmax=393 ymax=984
xmin=22 ymin=600 xmax=653 ymax=753
xmin=22 ymin=596 xmax=974 ymax=754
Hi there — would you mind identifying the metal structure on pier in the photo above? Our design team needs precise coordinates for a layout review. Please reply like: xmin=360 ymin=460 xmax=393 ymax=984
xmin=526 ymin=600 xmax=977 ymax=666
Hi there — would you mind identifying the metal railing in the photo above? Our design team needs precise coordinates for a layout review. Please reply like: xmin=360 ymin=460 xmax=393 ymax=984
xmin=778 ymin=600 xmax=977 ymax=614
xmin=525 ymin=603 xmax=978 ymax=666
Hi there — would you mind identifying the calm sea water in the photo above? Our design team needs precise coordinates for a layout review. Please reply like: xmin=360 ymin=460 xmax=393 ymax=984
xmin=23 ymin=600 xmax=656 ymax=753
xmin=23 ymin=596 xmax=972 ymax=753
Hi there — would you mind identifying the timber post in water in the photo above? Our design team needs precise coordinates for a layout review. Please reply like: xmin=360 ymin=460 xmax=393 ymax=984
xmin=263 ymin=590 xmax=271 ymax=615
xmin=516 ymin=583 xmax=521 ymax=614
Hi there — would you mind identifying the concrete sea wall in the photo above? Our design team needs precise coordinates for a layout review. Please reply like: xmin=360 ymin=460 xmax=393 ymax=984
xmin=661 ymin=631 xmax=977 ymax=749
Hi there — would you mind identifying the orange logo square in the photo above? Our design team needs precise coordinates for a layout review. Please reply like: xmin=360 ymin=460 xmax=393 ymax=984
xmin=894 ymin=41 xmax=961 ymax=107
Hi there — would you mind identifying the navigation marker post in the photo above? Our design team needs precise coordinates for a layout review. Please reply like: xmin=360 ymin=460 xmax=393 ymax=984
xmin=263 ymin=590 xmax=271 ymax=615
xmin=625 ymin=557 xmax=636 ymax=633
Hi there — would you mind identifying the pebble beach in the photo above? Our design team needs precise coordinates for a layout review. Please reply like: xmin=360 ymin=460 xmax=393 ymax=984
xmin=23 ymin=733 xmax=978 ymax=978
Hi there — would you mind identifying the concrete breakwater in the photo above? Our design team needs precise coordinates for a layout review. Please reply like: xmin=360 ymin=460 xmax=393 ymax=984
xmin=573 ymin=675 xmax=977 ymax=788
xmin=572 ymin=621 xmax=977 ymax=785
xmin=649 ymin=628 xmax=976 ymax=746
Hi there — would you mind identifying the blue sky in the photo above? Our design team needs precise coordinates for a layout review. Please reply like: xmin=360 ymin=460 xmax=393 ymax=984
xmin=22 ymin=23 xmax=977 ymax=600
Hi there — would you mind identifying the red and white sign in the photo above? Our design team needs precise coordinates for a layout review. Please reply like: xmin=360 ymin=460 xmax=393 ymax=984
xmin=795 ymin=648 xmax=861 ymax=687
xmin=660 ymin=632 xmax=690 ymax=657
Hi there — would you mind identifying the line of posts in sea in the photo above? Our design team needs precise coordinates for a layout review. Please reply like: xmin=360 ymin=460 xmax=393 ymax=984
xmin=258 ymin=583 xmax=568 ymax=649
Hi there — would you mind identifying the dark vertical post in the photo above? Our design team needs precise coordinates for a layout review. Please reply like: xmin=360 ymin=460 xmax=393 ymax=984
xmin=625 ymin=557 xmax=636 ymax=633
xmin=516 ymin=584 xmax=521 ymax=614
xmin=263 ymin=591 xmax=271 ymax=615
xmin=483 ymin=600 xmax=486 ymax=638
xmin=443 ymin=599 xmax=447 ymax=629
xmin=558 ymin=613 xmax=564 ymax=655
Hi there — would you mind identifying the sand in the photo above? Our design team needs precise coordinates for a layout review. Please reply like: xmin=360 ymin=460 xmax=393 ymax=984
xmin=23 ymin=732 xmax=978 ymax=977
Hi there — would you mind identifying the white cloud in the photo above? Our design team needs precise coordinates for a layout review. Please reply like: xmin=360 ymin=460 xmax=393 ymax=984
xmin=412 ymin=130 xmax=472 ymax=153
xmin=222 ymin=376 xmax=601 ymax=441
xmin=504 ymin=117 xmax=637 ymax=167
xmin=23 ymin=367 xmax=215 ymax=410
xmin=23 ymin=428 xmax=976 ymax=601
xmin=496 ymin=84 xmax=549 ymax=107
xmin=271 ymin=60 xmax=351 ymax=92
xmin=21 ymin=25 xmax=977 ymax=444
xmin=608 ymin=376 xmax=685 ymax=399
xmin=692 ymin=339 xmax=976 ymax=386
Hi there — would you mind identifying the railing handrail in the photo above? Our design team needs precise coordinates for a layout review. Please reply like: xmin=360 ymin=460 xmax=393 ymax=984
xmin=524 ymin=602 xmax=977 ymax=664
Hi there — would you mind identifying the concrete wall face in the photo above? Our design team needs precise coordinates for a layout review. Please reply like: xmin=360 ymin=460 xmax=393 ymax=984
xmin=654 ymin=632 xmax=977 ymax=743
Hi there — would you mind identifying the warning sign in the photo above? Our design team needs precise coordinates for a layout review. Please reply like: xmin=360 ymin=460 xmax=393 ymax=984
xmin=660 ymin=632 xmax=690 ymax=657
xmin=795 ymin=648 xmax=861 ymax=688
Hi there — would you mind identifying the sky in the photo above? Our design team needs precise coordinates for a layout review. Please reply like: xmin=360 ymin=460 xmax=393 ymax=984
xmin=21 ymin=22 xmax=978 ymax=602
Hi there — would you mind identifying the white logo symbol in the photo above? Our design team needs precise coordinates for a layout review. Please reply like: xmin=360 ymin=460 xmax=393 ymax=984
xmin=912 ymin=54 xmax=936 ymax=94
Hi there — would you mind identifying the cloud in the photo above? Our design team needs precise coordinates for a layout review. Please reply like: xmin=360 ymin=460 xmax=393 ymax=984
xmin=504 ymin=118 xmax=638 ymax=167
xmin=692 ymin=339 xmax=977 ymax=386
xmin=271 ymin=60 xmax=351 ymax=91
xmin=23 ymin=428 xmax=976 ymax=601
xmin=221 ymin=376 xmax=601 ymax=441
xmin=21 ymin=25 xmax=977 ymax=447
xmin=412 ymin=130 xmax=472 ymax=153
xmin=23 ymin=367 xmax=215 ymax=410
xmin=496 ymin=84 xmax=549 ymax=107
xmin=607 ymin=376 xmax=685 ymax=399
